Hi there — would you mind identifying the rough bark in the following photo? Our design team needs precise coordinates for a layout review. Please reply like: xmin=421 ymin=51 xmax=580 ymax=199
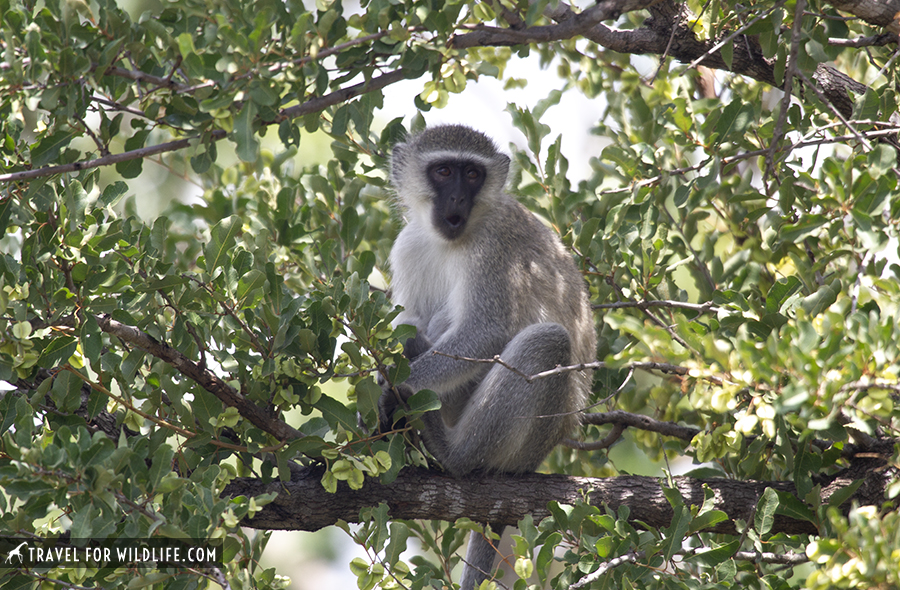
xmin=453 ymin=0 xmax=889 ymax=120
xmin=225 ymin=460 xmax=896 ymax=536
xmin=830 ymin=0 xmax=900 ymax=32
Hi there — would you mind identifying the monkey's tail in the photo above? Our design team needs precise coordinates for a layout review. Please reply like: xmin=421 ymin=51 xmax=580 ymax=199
xmin=460 ymin=524 xmax=505 ymax=590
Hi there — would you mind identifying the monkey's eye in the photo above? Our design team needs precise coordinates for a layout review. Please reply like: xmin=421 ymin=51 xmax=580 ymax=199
xmin=465 ymin=168 xmax=480 ymax=180
xmin=435 ymin=166 xmax=452 ymax=177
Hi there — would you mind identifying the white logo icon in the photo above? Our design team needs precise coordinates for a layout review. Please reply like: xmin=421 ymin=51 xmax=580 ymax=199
xmin=5 ymin=541 xmax=27 ymax=563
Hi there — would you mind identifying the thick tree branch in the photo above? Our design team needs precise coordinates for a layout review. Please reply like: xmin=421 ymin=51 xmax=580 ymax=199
xmin=224 ymin=462 xmax=895 ymax=535
xmin=453 ymin=0 xmax=875 ymax=122
xmin=829 ymin=0 xmax=900 ymax=32
xmin=96 ymin=314 xmax=302 ymax=441
xmin=449 ymin=0 xmax=661 ymax=48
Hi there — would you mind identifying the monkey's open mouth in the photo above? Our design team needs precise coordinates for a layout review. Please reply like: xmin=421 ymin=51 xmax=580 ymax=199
xmin=445 ymin=215 xmax=465 ymax=228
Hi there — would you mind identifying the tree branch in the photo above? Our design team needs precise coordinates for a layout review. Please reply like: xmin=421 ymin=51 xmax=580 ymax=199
xmin=451 ymin=0 xmax=875 ymax=123
xmin=594 ymin=299 xmax=722 ymax=314
xmin=829 ymin=0 xmax=900 ymax=32
xmin=224 ymin=463 xmax=895 ymax=535
xmin=0 ymin=69 xmax=411 ymax=184
xmin=580 ymin=410 xmax=701 ymax=441
xmin=571 ymin=550 xmax=644 ymax=588
xmin=96 ymin=314 xmax=302 ymax=441
xmin=449 ymin=0 xmax=662 ymax=48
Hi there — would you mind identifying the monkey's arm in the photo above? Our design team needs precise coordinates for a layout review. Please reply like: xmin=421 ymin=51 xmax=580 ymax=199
xmin=402 ymin=316 xmax=507 ymax=400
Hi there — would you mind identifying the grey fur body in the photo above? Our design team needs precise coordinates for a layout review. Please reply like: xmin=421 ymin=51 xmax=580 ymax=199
xmin=384 ymin=125 xmax=595 ymax=589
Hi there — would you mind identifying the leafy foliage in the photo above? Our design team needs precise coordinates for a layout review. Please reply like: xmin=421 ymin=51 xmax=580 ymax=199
xmin=2 ymin=0 xmax=900 ymax=588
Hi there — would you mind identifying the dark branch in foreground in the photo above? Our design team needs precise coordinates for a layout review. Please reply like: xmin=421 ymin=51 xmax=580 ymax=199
xmin=451 ymin=0 xmax=879 ymax=123
xmin=224 ymin=460 xmax=895 ymax=536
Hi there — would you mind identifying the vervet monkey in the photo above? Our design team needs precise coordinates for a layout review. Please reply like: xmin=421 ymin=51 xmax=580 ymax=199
xmin=381 ymin=124 xmax=596 ymax=590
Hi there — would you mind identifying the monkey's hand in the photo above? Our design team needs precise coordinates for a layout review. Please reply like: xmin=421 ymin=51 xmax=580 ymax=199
xmin=378 ymin=382 xmax=414 ymax=433
xmin=403 ymin=332 xmax=432 ymax=360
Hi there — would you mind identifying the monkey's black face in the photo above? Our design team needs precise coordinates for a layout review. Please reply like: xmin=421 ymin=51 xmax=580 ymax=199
xmin=427 ymin=160 xmax=486 ymax=240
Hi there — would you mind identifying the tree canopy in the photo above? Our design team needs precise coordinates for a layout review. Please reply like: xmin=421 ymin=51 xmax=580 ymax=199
xmin=1 ymin=0 xmax=899 ymax=589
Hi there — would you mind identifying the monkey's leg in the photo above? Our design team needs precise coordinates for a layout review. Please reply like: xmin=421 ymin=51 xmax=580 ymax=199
xmin=419 ymin=322 xmax=574 ymax=476
xmin=438 ymin=323 xmax=573 ymax=590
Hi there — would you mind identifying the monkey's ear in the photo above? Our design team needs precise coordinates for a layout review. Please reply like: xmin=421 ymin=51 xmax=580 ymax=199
xmin=494 ymin=153 xmax=511 ymax=183
xmin=389 ymin=144 xmax=407 ymax=185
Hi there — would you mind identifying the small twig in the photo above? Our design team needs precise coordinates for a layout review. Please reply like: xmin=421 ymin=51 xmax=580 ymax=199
xmin=651 ymin=12 xmax=679 ymax=83
xmin=594 ymin=299 xmax=722 ymax=314
xmin=841 ymin=380 xmax=900 ymax=397
xmin=680 ymin=548 xmax=808 ymax=565
xmin=430 ymin=350 xmax=535 ymax=380
xmin=850 ymin=251 xmax=872 ymax=314
xmin=571 ymin=550 xmax=644 ymax=589
xmin=63 ymin=365 xmax=196 ymax=438
xmin=591 ymin=366 xmax=636 ymax=408
xmin=91 ymin=94 xmax=150 ymax=119
xmin=430 ymin=351 xmax=709 ymax=385
xmin=449 ymin=0 xmax=658 ymax=49
xmin=268 ymin=27 xmax=424 ymax=74
xmin=608 ymin=272 xmax=699 ymax=351
xmin=828 ymin=33 xmax=898 ymax=47
xmin=0 ymin=131 xmax=224 ymax=183
xmin=104 ymin=65 xmax=191 ymax=93
xmin=732 ymin=550 xmax=808 ymax=565
xmin=74 ymin=115 xmax=109 ymax=156
xmin=869 ymin=43 xmax=900 ymax=91
xmin=765 ymin=0 xmax=806 ymax=185
xmin=595 ymin=125 xmax=900 ymax=196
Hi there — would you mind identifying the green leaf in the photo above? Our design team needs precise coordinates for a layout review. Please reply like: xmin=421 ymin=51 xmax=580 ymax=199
xmin=233 ymin=100 xmax=259 ymax=162
xmin=204 ymin=215 xmax=242 ymax=273
xmin=799 ymin=280 xmax=841 ymax=316
xmin=384 ymin=522 xmax=409 ymax=565
xmin=755 ymin=487 xmax=779 ymax=535
xmin=405 ymin=389 xmax=441 ymax=414
xmin=98 ymin=181 xmax=128 ymax=208
xmin=772 ymin=489 xmax=815 ymax=523
xmin=685 ymin=540 xmax=739 ymax=566
xmin=826 ymin=478 xmax=863 ymax=508
xmin=50 ymin=369 xmax=82 ymax=413
xmin=31 ymin=130 xmax=78 ymax=167
xmin=317 ymin=394 xmax=359 ymax=431
xmin=766 ymin=276 xmax=802 ymax=313
xmin=236 ymin=269 xmax=266 ymax=306
xmin=38 ymin=336 xmax=78 ymax=367
xmin=689 ymin=509 xmax=728 ymax=533
xmin=148 ymin=444 xmax=175 ymax=491
xmin=868 ymin=144 xmax=896 ymax=178
xmin=721 ymin=39 xmax=733 ymax=70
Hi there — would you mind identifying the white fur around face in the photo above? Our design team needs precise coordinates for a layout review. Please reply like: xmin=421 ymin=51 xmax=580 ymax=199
xmin=389 ymin=219 xmax=468 ymax=342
